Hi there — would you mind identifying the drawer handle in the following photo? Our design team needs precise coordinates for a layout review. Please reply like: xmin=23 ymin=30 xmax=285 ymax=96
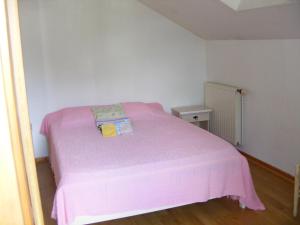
xmin=193 ymin=115 xmax=198 ymax=120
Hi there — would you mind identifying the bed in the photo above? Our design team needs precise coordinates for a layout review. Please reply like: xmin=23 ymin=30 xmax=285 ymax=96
xmin=41 ymin=102 xmax=265 ymax=225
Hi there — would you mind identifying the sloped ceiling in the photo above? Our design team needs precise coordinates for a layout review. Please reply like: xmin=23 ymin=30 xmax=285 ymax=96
xmin=139 ymin=0 xmax=300 ymax=40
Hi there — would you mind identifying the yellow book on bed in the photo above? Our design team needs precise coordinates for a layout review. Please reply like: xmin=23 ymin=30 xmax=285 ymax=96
xmin=101 ymin=123 xmax=117 ymax=137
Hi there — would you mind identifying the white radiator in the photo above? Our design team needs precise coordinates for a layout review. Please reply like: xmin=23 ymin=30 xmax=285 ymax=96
xmin=204 ymin=82 xmax=244 ymax=146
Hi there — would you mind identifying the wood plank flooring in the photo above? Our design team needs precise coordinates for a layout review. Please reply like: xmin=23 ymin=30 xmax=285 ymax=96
xmin=37 ymin=161 xmax=300 ymax=225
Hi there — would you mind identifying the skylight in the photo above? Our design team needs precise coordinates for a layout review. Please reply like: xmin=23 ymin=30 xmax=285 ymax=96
xmin=220 ymin=0 xmax=297 ymax=11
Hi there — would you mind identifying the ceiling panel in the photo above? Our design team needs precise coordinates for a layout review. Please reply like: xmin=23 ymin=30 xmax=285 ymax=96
xmin=139 ymin=0 xmax=300 ymax=40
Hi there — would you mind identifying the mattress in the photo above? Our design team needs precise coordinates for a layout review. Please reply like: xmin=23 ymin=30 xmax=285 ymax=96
xmin=41 ymin=102 xmax=264 ymax=225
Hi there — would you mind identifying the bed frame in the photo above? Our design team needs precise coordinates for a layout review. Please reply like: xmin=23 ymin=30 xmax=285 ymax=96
xmin=71 ymin=202 xmax=246 ymax=225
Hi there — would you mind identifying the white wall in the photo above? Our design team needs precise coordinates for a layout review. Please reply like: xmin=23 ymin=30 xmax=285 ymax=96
xmin=207 ymin=40 xmax=300 ymax=175
xmin=19 ymin=0 xmax=207 ymax=157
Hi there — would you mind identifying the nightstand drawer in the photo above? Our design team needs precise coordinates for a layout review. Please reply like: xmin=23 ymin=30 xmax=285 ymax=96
xmin=172 ymin=105 xmax=212 ymax=131
xmin=181 ymin=112 xmax=209 ymax=123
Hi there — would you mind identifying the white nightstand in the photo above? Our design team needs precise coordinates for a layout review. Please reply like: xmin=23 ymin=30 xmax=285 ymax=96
xmin=171 ymin=105 xmax=212 ymax=131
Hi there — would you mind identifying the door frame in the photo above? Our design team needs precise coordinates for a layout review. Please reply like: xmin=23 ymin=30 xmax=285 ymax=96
xmin=0 ymin=0 xmax=44 ymax=224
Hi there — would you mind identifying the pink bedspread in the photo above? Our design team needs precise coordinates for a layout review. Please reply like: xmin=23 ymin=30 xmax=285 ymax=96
xmin=41 ymin=102 xmax=264 ymax=225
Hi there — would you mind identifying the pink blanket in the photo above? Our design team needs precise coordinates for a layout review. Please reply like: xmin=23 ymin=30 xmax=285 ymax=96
xmin=41 ymin=102 xmax=264 ymax=225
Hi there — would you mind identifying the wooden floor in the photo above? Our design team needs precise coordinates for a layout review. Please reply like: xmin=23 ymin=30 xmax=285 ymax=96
xmin=37 ymin=161 xmax=300 ymax=225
